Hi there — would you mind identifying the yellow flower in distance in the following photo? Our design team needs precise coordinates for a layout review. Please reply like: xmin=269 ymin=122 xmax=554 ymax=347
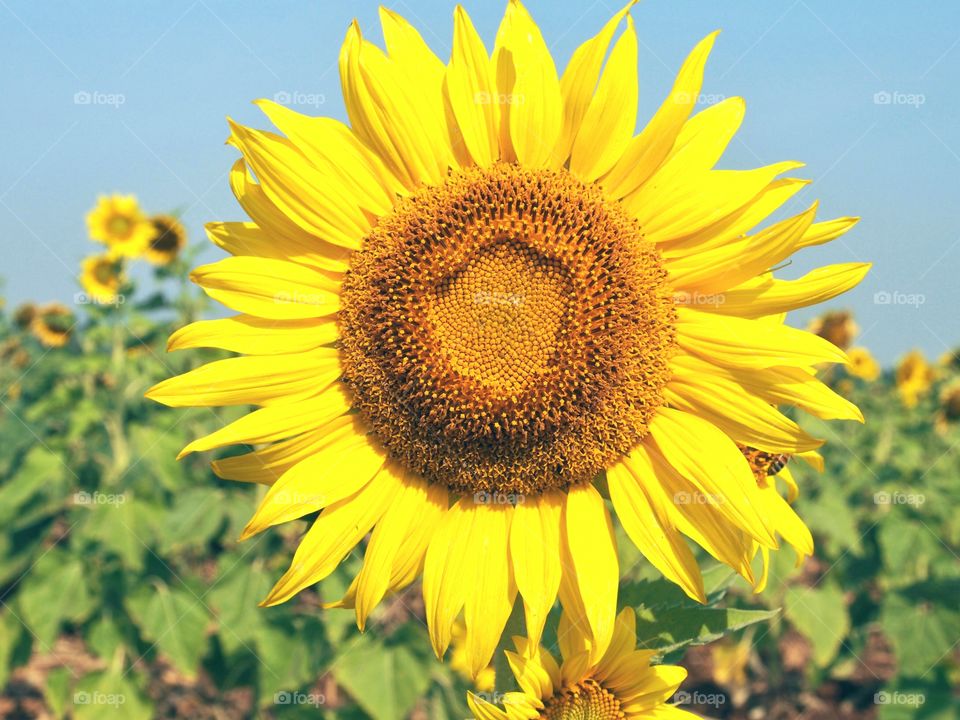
xmin=896 ymin=350 xmax=934 ymax=407
xmin=148 ymin=1 xmax=868 ymax=676
xmin=30 ymin=302 xmax=74 ymax=348
xmin=80 ymin=254 xmax=125 ymax=304
xmin=145 ymin=214 xmax=187 ymax=265
xmin=451 ymin=619 xmax=496 ymax=693
xmin=468 ymin=608 xmax=696 ymax=720
xmin=847 ymin=346 xmax=880 ymax=382
xmin=86 ymin=194 xmax=156 ymax=258
xmin=807 ymin=309 xmax=857 ymax=350
xmin=935 ymin=381 xmax=960 ymax=433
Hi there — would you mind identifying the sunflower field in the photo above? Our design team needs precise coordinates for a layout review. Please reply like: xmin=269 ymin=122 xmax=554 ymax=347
xmin=3 ymin=2 xmax=960 ymax=719
xmin=1 ymin=237 xmax=958 ymax=718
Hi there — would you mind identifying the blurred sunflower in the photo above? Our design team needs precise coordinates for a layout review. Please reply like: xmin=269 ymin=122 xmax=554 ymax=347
xmin=896 ymin=350 xmax=934 ymax=407
xmin=146 ymin=214 xmax=187 ymax=265
xmin=148 ymin=1 xmax=867 ymax=673
xmin=30 ymin=302 xmax=74 ymax=348
xmin=934 ymin=381 xmax=960 ymax=433
xmin=86 ymin=194 xmax=156 ymax=258
xmin=808 ymin=309 xmax=857 ymax=350
xmin=80 ymin=254 xmax=125 ymax=304
xmin=451 ymin=619 xmax=496 ymax=693
xmin=847 ymin=346 xmax=880 ymax=381
xmin=12 ymin=303 xmax=37 ymax=330
xmin=468 ymin=608 xmax=695 ymax=720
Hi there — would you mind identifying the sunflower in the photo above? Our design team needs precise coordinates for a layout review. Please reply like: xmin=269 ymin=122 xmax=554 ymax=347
xmin=80 ymin=254 xmax=126 ymax=304
xmin=846 ymin=346 xmax=880 ymax=382
xmin=148 ymin=1 xmax=868 ymax=674
xmin=86 ymin=194 xmax=156 ymax=258
xmin=934 ymin=380 xmax=960 ymax=433
xmin=468 ymin=608 xmax=696 ymax=720
xmin=30 ymin=302 xmax=74 ymax=348
xmin=807 ymin=309 xmax=857 ymax=350
xmin=451 ymin=618 xmax=496 ymax=693
xmin=146 ymin=214 xmax=187 ymax=265
xmin=896 ymin=350 xmax=934 ymax=408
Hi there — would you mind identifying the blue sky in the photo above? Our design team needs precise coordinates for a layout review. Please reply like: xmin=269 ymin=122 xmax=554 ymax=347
xmin=1 ymin=0 xmax=958 ymax=363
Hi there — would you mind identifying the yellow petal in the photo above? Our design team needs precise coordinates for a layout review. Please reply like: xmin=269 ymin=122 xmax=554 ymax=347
xmin=446 ymin=6 xmax=499 ymax=167
xmin=665 ymin=96 xmax=746 ymax=171
xmin=467 ymin=693 xmax=509 ymax=720
xmin=339 ymin=22 xmax=448 ymax=188
xmin=354 ymin=465 xmax=431 ymax=629
xmin=625 ymin=160 xmax=803 ymax=244
xmin=178 ymin=383 xmax=351 ymax=458
xmin=240 ymin=416 xmax=385 ymax=540
xmin=167 ymin=314 xmax=338 ymax=355
xmin=618 ymin=664 xmax=688 ymax=710
xmin=667 ymin=203 xmax=817 ymax=293
xmin=227 ymin=120 xmax=368 ymax=247
xmin=190 ymin=256 xmax=340 ymax=320
xmin=493 ymin=0 xmax=562 ymax=167
xmin=423 ymin=498 xmax=475 ymax=658
xmin=555 ymin=2 xmax=635 ymax=166
xmin=463 ymin=503 xmax=516 ymax=678
xmin=676 ymin=307 xmax=849 ymax=369
xmin=255 ymin=100 xmax=399 ymax=213
xmin=607 ymin=458 xmax=706 ymax=603
xmin=260 ymin=465 xmax=401 ymax=606
xmin=509 ymin=491 xmax=563 ymax=649
xmin=205 ymin=221 xmax=350 ymax=272
xmin=562 ymin=482 xmax=618 ymax=662
xmin=649 ymin=407 xmax=777 ymax=547
xmin=505 ymin=649 xmax=553 ymax=699
xmin=757 ymin=482 xmax=814 ymax=558
xmin=601 ymin=31 xmax=719 ymax=199
xmin=796 ymin=216 xmax=860 ymax=249
xmin=569 ymin=16 xmax=637 ymax=180
xmin=210 ymin=426 xmax=330 ymax=484
xmin=666 ymin=360 xmax=823 ymax=453
xmin=146 ymin=348 xmax=340 ymax=408
xmin=695 ymin=263 xmax=872 ymax=319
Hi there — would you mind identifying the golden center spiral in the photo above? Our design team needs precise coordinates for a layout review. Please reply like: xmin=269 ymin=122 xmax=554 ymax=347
xmin=540 ymin=679 xmax=625 ymax=720
xmin=339 ymin=164 xmax=676 ymax=496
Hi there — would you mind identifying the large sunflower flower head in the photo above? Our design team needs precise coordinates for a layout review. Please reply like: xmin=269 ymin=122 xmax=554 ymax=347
xmin=468 ymin=608 xmax=695 ymax=720
xmin=80 ymin=254 xmax=126 ymax=304
xmin=86 ymin=193 xmax=156 ymax=258
xmin=148 ymin=1 xmax=868 ymax=675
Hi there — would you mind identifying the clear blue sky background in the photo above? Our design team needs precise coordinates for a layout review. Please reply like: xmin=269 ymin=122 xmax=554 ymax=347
xmin=1 ymin=0 xmax=958 ymax=364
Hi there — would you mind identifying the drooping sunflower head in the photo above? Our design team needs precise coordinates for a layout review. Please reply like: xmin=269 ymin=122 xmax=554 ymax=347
xmin=846 ymin=346 xmax=880 ymax=381
xmin=30 ymin=302 xmax=74 ymax=348
xmin=807 ymin=309 xmax=857 ymax=351
xmin=86 ymin=194 xmax=156 ymax=258
xmin=145 ymin=214 xmax=187 ymax=265
xmin=468 ymin=608 xmax=696 ymax=720
xmin=80 ymin=254 xmax=126 ymax=304
xmin=149 ymin=0 xmax=868 ymax=676
xmin=896 ymin=350 xmax=934 ymax=407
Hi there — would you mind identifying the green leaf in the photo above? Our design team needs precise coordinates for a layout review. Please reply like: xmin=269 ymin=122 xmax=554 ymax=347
xmin=633 ymin=605 xmax=779 ymax=655
xmin=784 ymin=584 xmax=850 ymax=667
xmin=332 ymin=630 xmax=434 ymax=720
xmin=72 ymin=668 xmax=152 ymax=720
xmin=126 ymin=583 xmax=209 ymax=677
xmin=881 ymin=594 xmax=960 ymax=677
xmin=17 ymin=550 xmax=94 ymax=646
